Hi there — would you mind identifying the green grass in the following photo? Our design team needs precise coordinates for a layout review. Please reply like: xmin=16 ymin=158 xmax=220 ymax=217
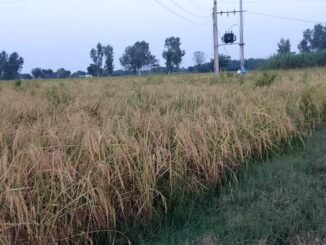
xmin=140 ymin=129 xmax=326 ymax=245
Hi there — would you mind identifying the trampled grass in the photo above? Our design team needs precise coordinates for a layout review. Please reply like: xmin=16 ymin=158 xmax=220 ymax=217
xmin=0 ymin=69 xmax=325 ymax=244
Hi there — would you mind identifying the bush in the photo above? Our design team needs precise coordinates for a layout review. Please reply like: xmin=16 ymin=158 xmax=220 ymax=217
xmin=255 ymin=72 xmax=277 ymax=87
xmin=14 ymin=79 xmax=22 ymax=87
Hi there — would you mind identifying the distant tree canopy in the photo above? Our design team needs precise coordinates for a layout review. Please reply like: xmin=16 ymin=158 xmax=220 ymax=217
xmin=188 ymin=55 xmax=231 ymax=73
xmin=88 ymin=43 xmax=104 ymax=77
xmin=87 ymin=43 xmax=114 ymax=77
xmin=56 ymin=68 xmax=71 ymax=79
xmin=31 ymin=67 xmax=72 ymax=79
xmin=193 ymin=51 xmax=206 ymax=68
xmin=71 ymin=71 xmax=87 ymax=78
xmin=120 ymin=41 xmax=158 ymax=75
xmin=219 ymin=55 xmax=232 ymax=71
xmin=163 ymin=37 xmax=185 ymax=74
xmin=298 ymin=24 xmax=326 ymax=53
xmin=0 ymin=52 xmax=8 ymax=79
xmin=19 ymin=73 xmax=32 ymax=80
xmin=41 ymin=69 xmax=54 ymax=79
xmin=104 ymin=45 xmax=114 ymax=76
xmin=0 ymin=51 xmax=24 ymax=80
xmin=31 ymin=68 xmax=43 ymax=79
xmin=277 ymin=38 xmax=291 ymax=54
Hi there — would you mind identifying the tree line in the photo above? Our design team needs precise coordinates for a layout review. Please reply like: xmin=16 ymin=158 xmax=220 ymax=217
xmin=86 ymin=37 xmax=186 ymax=77
xmin=1 ymin=24 xmax=326 ymax=80
xmin=264 ymin=24 xmax=326 ymax=69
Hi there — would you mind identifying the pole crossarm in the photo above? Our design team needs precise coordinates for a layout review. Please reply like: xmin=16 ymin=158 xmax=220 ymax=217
xmin=217 ymin=10 xmax=246 ymax=15
xmin=218 ymin=43 xmax=242 ymax=46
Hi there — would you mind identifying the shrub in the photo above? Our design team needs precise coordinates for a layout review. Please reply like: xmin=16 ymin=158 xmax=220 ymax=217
xmin=255 ymin=72 xmax=277 ymax=87
xmin=14 ymin=79 xmax=22 ymax=87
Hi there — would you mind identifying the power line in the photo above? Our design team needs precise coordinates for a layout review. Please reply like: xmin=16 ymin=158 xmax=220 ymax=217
xmin=154 ymin=0 xmax=211 ymax=26
xmin=222 ymin=0 xmax=326 ymax=2
xmin=168 ymin=0 xmax=210 ymax=18
xmin=0 ymin=0 xmax=28 ymax=5
xmin=248 ymin=11 xmax=326 ymax=24
xmin=186 ymin=0 xmax=211 ymax=11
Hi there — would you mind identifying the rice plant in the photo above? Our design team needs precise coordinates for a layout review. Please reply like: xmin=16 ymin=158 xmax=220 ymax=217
xmin=0 ymin=69 xmax=325 ymax=244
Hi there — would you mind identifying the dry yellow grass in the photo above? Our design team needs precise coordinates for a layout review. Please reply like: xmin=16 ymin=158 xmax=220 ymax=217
xmin=0 ymin=69 xmax=325 ymax=244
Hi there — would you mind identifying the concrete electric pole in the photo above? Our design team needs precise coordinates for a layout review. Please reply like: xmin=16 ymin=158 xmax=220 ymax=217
xmin=239 ymin=0 xmax=245 ymax=72
xmin=213 ymin=0 xmax=219 ymax=75
xmin=214 ymin=0 xmax=245 ymax=75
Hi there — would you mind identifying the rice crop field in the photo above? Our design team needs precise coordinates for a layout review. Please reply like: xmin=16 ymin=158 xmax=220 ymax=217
xmin=0 ymin=69 xmax=326 ymax=244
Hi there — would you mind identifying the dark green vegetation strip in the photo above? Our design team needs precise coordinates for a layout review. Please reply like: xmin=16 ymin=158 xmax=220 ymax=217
xmin=140 ymin=130 xmax=326 ymax=245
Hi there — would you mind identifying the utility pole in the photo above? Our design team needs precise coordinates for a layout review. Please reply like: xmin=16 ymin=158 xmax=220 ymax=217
xmin=239 ymin=0 xmax=245 ymax=72
xmin=213 ymin=0 xmax=219 ymax=75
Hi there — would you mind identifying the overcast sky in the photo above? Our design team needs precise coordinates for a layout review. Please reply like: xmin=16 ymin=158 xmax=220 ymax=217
xmin=0 ymin=0 xmax=325 ymax=73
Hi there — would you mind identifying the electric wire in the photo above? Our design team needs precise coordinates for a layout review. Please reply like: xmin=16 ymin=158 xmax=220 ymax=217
xmin=154 ymin=0 xmax=212 ymax=26
xmin=222 ymin=0 xmax=326 ymax=2
xmin=0 ymin=0 xmax=28 ymax=5
xmin=248 ymin=11 xmax=326 ymax=25
xmin=168 ymin=0 xmax=210 ymax=18
xmin=186 ymin=0 xmax=211 ymax=11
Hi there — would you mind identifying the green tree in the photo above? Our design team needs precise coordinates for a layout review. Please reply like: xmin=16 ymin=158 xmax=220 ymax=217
xmin=219 ymin=54 xmax=231 ymax=71
xmin=163 ymin=37 xmax=185 ymax=74
xmin=89 ymin=43 xmax=104 ymax=77
xmin=56 ymin=68 xmax=71 ymax=79
xmin=298 ymin=29 xmax=313 ymax=53
xmin=277 ymin=38 xmax=291 ymax=54
xmin=41 ymin=69 xmax=54 ymax=79
xmin=311 ymin=24 xmax=326 ymax=51
xmin=104 ymin=45 xmax=114 ymax=76
xmin=2 ymin=52 xmax=24 ymax=80
xmin=32 ymin=68 xmax=43 ymax=79
xmin=88 ymin=43 xmax=114 ymax=77
xmin=193 ymin=51 xmax=206 ymax=71
xmin=0 ymin=51 xmax=8 ymax=79
xmin=120 ymin=41 xmax=156 ymax=75
xmin=87 ymin=64 xmax=97 ymax=77
xmin=298 ymin=24 xmax=326 ymax=53
xmin=71 ymin=71 xmax=87 ymax=78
